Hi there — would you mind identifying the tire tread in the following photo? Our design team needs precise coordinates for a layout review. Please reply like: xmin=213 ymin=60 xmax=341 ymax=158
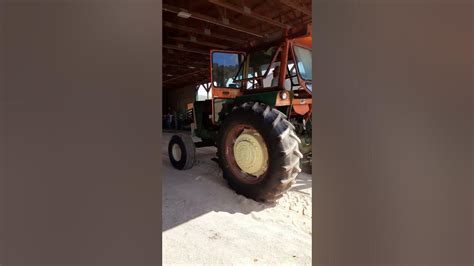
xmin=217 ymin=101 xmax=301 ymax=203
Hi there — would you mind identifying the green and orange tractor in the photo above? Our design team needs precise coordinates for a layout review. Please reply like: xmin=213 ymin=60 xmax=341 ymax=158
xmin=168 ymin=24 xmax=312 ymax=202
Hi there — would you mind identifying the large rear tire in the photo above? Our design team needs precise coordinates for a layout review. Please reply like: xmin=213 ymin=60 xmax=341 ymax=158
xmin=217 ymin=102 xmax=303 ymax=202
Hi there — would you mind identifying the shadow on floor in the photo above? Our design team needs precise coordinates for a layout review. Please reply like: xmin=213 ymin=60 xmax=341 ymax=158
xmin=162 ymin=132 xmax=309 ymax=232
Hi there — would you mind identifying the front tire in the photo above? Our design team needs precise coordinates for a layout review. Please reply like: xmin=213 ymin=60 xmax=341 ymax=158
xmin=168 ymin=134 xmax=195 ymax=170
xmin=217 ymin=102 xmax=303 ymax=202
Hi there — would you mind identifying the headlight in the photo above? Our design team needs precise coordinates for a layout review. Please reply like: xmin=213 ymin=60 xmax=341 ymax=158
xmin=279 ymin=90 xmax=289 ymax=100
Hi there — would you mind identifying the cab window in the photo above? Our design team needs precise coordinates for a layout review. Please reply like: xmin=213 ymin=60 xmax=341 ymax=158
xmin=211 ymin=52 xmax=244 ymax=88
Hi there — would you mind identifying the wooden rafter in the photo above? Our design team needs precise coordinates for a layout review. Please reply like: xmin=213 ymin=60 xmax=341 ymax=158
xmin=163 ymin=63 xmax=207 ymax=70
xmin=208 ymin=0 xmax=291 ymax=29
xmin=163 ymin=44 xmax=210 ymax=55
xmin=169 ymin=36 xmax=229 ymax=49
xmin=163 ymin=3 xmax=263 ymax=37
xmin=163 ymin=69 xmax=208 ymax=84
xmin=279 ymin=0 xmax=311 ymax=17
xmin=163 ymin=21 xmax=245 ymax=44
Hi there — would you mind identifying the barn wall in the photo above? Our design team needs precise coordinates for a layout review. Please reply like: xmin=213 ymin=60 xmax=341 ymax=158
xmin=165 ymin=84 xmax=196 ymax=113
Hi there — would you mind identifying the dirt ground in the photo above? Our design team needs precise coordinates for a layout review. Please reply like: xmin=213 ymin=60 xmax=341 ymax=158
xmin=162 ymin=132 xmax=312 ymax=265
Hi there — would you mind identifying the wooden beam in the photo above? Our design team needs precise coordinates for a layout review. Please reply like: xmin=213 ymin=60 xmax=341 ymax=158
xmin=163 ymin=58 xmax=209 ymax=69
xmin=208 ymin=0 xmax=291 ymax=29
xmin=163 ymin=44 xmax=209 ymax=55
xmin=164 ymin=21 xmax=245 ymax=44
xmin=279 ymin=0 xmax=311 ymax=17
xmin=170 ymin=36 xmax=229 ymax=49
xmin=163 ymin=63 xmax=206 ymax=70
xmin=163 ymin=3 xmax=263 ymax=37
xmin=163 ymin=60 xmax=208 ymax=67
xmin=163 ymin=75 xmax=210 ymax=90
xmin=265 ymin=16 xmax=312 ymax=40
xmin=163 ymin=69 xmax=208 ymax=84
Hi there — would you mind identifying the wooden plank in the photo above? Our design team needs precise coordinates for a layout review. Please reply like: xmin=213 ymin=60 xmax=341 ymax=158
xmin=163 ymin=69 xmax=208 ymax=84
xmin=163 ymin=3 xmax=263 ymax=37
xmin=163 ymin=21 xmax=245 ymax=44
xmin=279 ymin=0 xmax=311 ymax=17
xmin=208 ymin=0 xmax=291 ymax=29
xmin=170 ymin=36 xmax=229 ymax=49
xmin=163 ymin=44 xmax=209 ymax=55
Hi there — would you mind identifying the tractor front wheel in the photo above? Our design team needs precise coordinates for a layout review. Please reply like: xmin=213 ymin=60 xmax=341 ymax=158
xmin=168 ymin=134 xmax=195 ymax=170
xmin=217 ymin=102 xmax=303 ymax=202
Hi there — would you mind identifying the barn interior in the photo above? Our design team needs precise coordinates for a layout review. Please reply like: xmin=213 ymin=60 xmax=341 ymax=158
xmin=162 ymin=0 xmax=312 ymax=127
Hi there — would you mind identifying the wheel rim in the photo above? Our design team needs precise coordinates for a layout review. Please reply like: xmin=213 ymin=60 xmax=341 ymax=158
xmin=171 ymin=143 xmax=182 ymax=161
xmin=223 ymin=124 xmax=269 ymax=184
xmin=233 ymin=129 xmax=268 ymax=177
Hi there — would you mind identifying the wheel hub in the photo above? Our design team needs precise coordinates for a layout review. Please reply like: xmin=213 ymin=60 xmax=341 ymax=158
xmin=233 ymin=129 xmax=268 ymax=177
xmin=171 ymin=143 xmax=182 ymax=161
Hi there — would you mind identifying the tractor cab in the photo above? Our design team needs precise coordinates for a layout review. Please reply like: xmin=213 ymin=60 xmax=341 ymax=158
xmin=209 ymin=26 xmax=313 ymax=126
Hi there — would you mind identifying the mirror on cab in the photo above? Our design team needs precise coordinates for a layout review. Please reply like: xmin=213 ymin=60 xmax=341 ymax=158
xmin=211 ymin=52 xmax=244 ymax=88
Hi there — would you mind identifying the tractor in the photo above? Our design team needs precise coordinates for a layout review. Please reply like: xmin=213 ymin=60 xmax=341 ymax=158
xmin=168 ymin=24 xmax=312 ymax=202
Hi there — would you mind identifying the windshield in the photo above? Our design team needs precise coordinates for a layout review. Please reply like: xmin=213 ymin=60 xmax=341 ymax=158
xmin=293 ymin=45 xmax=312 ymax=81
xmin=212 ymin=52 xmax=245 ymax=88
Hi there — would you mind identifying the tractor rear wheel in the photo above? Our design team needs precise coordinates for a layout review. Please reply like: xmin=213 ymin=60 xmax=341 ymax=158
xmin=217 ymin=102 xmax=303 ymax=202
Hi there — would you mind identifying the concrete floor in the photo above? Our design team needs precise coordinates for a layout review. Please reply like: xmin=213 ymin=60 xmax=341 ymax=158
xmin=162 ymin=131 xmax=312 ymax=265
